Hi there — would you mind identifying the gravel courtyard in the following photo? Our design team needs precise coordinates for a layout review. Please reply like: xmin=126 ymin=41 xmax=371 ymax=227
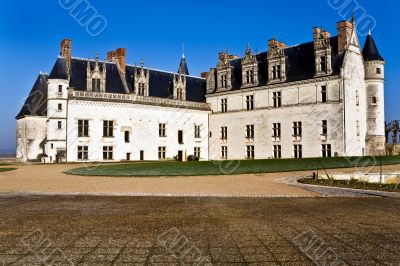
xmin=0 ymin=195 xmax=399 ymax=265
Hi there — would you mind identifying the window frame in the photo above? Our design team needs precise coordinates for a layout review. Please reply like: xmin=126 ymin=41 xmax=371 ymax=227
xmin=78 ymin=120 xmax=89 ymax=137
xmin=103 ymin=120 xmax=114 ymax=137
xmin=77 ymin=146 xmax=88 ymax=160
xmin=246 ymin=145 xmax=255 ymax=159
xmin=103 ymin=146 xmax=114 ymax=160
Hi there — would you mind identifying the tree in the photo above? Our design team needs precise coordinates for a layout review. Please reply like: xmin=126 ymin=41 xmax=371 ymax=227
xmin=391 ymin=120 xmax=400 ymax=144
xmin=385 ymin=121 xmax=391 ymax=144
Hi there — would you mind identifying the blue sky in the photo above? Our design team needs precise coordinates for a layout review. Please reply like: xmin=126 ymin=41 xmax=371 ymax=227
xmin=0 ymin=0 xmax=399 ymax=151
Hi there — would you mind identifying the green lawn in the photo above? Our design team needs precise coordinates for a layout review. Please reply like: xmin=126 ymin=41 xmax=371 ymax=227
xmin=0 ymin=168 xmax=16 ymax=173
xmin=64 ymin=156 xmax=400 ymax=177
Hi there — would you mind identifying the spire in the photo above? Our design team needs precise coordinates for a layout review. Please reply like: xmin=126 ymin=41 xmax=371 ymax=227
xmin=362 ymin=33 xmax=384 ymax=61
xmin=178 ymin=47 xmax=189 ymax=75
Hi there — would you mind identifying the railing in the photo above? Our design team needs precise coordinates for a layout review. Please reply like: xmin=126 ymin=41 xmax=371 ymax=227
xmin=69 ymin=90 xmax=211 ymax=110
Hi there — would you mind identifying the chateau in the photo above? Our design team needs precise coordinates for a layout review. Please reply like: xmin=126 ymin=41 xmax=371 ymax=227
xmin=16 ymin=18 xmax=386 ymax=163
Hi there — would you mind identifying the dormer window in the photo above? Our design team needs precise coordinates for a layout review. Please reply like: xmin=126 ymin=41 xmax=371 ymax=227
xmin=267 ymin=38 xmax=286 ymax=83
xmin=221 ymin=75 xmax=227 ymax=88
xmin=320 ymin=56 xmax=327 ymax=72
xmin=177 ymin=88 xmax=184 ymax=100
xmin=241 ymin=46 xmax=259 ymax=87
xmin=92 ymin=78 xmax=101 ymax=92
xmin=246 ymin=70 xmax=254 ymax=84
xmin=272 ymin=65 xmax=282 ymax=80
xmin=138 ymin=83 xmax=145 ymax=96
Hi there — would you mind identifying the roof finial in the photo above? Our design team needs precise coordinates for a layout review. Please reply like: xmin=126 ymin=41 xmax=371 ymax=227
xmin=95 ymin=52 xmax=99 ymax=62
xmin=368 ymin=29 xmax=372 ymax=35
xmin=351 ymin=13 xmax=355 ymax=24
xmin=140 ymin=59 xmax=144 ymax=67
xmin=182 ymin=43 xmax=185 ymax=59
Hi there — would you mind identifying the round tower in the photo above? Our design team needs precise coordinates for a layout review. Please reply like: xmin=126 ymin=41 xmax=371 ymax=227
xmin=363 ymin=31 xmax=385 ymax=155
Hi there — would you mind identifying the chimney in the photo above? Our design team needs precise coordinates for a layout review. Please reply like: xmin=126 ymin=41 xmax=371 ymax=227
xmin=229 ymin=55 xmax=239 ymax=60
xmin=313 ymin=27 xmax=331 ymax=40
xmin=268 ymin=38 xmax=287 ymax=50
xmin=201 ymin=72 xmax=209 ymax=79
xmin=337 ymin=20 xmax=354 ymax=53
xmin=60 ymin=38 xmax=72 ymax=68
xmin=107 ymin=48 xmax=126 ymax=74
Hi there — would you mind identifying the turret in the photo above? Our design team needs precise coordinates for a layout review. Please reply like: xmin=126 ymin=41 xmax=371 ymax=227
xmin=363 ymin=31 xmax=385 ymax=155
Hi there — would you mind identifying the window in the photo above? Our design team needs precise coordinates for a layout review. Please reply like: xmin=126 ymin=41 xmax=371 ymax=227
xmin=159 ymin=123 xmax=166 ymax=137
xmin=194 ymin=125 xmax=201 ymax=138
xmin=221 ymin=75 xmax=227 ymax=88
xmin=194 ymin=147 xmax=201 ymax=158
xmin=273 ymin=123 xmax=281 ymax=138
xmin=221 ymin=98 xmax=228 ymax=113
xmin=322 ymin=144 xmax=332 ymax=158
xmin=356 ymin=120 xmax=360 ymax=137
xmin=246 ymin=145 xmax=255 ymax=159
xmin=371 ymin=96 xmax=378 ymax=105
xmin=51 ymin=144 xmax=54 ymax=149
xmin=272 ymin=65 xmax=281 ymax=79
xmin=246 ymin=95 xmax=254 ymax=110
xmin=320 ymin=56 xmax=327 ymax=72
xmin=245 ymin=70 xmax=254 ymax=84
xmin=294 ymin=145 xmax=302 ymax=159
xmin=321 ymin=86 xmax=327 ymax=103
xmin=57 ymin=121 xmax=62 ymax=129
xmin=138 ymin=83 xmax=146 ymax=96
xmin=322 ymin=120 xmax=328 ymax=135
xmin=58 ymin=103 xmax=62 ymax=111
xmin=273 ymin=145 xmax=282 ymax=159
xmin=273 ymin=91 xmax=282 ymax=108
xmin=221 ymin=146 xmax=228 ymax=159
xmin=103 ymin=121 xmax=114 ymax=137
xmin=376 ymin=68 xmax=381 ymax=74
xmin=103 ymin=146 xmax=113 ymax=160
xmin=177 ymin=88 xmax=184 ymax=100
xmin=221 ymin=127 xmax=227 ymax=140
xmin=356 ymin=90 xmax=359 ymax=106
xmin=58 ymin=85 xmax=63 ymax=93
xmin=246 ymin=125 xmax=255 ymax=139
xmin=77 ymin=146 xmax=88 ymax=160
xmin=293 ymin=122 xmax=302 ymax=137
xmin=126 ymin=153 xmax=131 ymax=161
xmin=178 ymin=130 xmax=184 ymax=144
xmin=158 ymin=147 xmax=166 ymax=159
xmin=78 ymin=120 xmax=89 ymax=137
xmin=125 ymin=131 xmax=130 ymax=143
xmin=92 ymin=78 xmax=101 ymax=92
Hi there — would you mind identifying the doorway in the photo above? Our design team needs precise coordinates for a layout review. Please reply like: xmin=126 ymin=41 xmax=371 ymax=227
xmin=177 ymin=151 xmax=183 ymax=162
xmin=140 ymin=150 xmax=144 ymax=161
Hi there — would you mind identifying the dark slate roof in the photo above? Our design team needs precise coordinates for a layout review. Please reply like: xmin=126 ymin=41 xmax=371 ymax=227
xmin=48 ymin=57 xmax=206 ymax=102
xmin=211 ymin=36 xmax=344 ymax=91
xmin=16 ymin=73 xmax=48 ymax=119
xmin=178 ymin=56 xmax=189 ymax=75
xmin=362 ymin=34 xmax=384 ymax=61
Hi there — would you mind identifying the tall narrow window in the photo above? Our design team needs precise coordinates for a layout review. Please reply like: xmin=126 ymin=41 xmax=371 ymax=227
xmin=245 ymin=70 xmax=254 ymax=84
xmin=273 ymin=123 xmax=281 ymax=138
xmin=178 ymin=130 xmax=184 ymax=144
xmin=356 ymin=121 xmax=360 ymax=137
xmin=273 ymin=92 xmax=282 ymax=107
xmin=58 ymin=104 xmax=62 ymax=111
xmin=138 ymin=83 xmax=146 ymax=96
xmin=194 ymin=125 xmax=201 ymax=138
xmin=92 ymin=78 xmax=101 ymax=92
xmin=371 ymin=96 xmax=378 ymax=105
xmin=322 ymin=144 xmax=332 ymax=158
xmin=77 ymin=146 xmax=88 ymax=160
xmin=293 ymin=122 xmax=302 ymax=137
xmin=356 ymin=90 xmax=359 ymax=106
xmin=320 ymin=56 xmax=327 ymax=72
xmin=58 ymin=121 xmax=62 ymax=129
xmin=221 ymin=127 xmax=227 ymax=140
xmin=273 ymin=145 xmax=282 ymax=159
xmin=272 ymin=65 xmax=281 ymax=79
xmin=103 ymin=121 xmax=114 ymax=137
xmin=103 ymin=146 xmax=113 ymax=160
xmin=158 ymin=147 xmax=166 ymax=159
xmin=221 ymin=146 xmax=228 ymax=159
xmin=246 ymin=145 xmax=255 ymax=159
xmin=78 ymin=120 xmax=89 ymax=137
xmin=159 ymin=123 xmax=166 ymax=137
xmin=294 ymin=145 xmax=302 ymax=159
xmin=246 ymin=125 xmax=255 ymax=139
xmin=58 ymin=85 xmax=63 ymax=93
xmin=322 ymin=120 xmax=328 ymax=135
xmin=125 ymin=131 xmax=130 ymax=143
xmin=246 ymin=95 xmax=254 ymax=110
xmin=221 ymin=99 xmax=228 ymax=113
xmin=194 ymin=147 xmax=201 ymax=158
xmin=321 ymin=86 xmax=327 ymax=103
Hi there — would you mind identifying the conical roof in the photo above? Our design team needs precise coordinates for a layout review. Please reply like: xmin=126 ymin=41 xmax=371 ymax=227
xmin=362 ymin=32 xmax=384 ymax=61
